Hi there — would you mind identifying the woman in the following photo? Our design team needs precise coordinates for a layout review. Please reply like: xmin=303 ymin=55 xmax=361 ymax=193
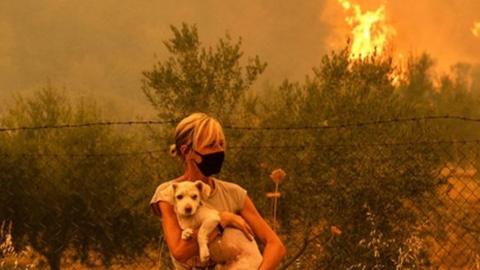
xmin=150 ymin=112 xmax=286 ymax=269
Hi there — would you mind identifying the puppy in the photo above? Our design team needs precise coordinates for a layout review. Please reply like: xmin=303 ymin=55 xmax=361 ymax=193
xmin=170 ymin=180 xmax=262 ymax=270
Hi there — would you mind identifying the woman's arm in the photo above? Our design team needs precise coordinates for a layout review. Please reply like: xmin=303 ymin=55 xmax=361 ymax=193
xmin=158 ymin=201 xmax=198 ymax=262
xmin=240 ymin=195 xmax=287 ymax=270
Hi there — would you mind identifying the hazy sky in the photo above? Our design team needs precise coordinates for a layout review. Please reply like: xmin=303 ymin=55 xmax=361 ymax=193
xmin=1 ymin=0 xmax=479 ymax=118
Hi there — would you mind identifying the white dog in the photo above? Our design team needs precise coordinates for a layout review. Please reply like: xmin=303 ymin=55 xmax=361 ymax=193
xmin=170 ymin=180 xmax=262 ymax=270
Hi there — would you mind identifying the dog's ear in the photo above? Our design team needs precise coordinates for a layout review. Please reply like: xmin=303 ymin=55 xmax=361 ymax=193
xmin=194 ymin=180 xmax=211 ymax=201
xmin=158 ymin=183 xmax=176 ymax=204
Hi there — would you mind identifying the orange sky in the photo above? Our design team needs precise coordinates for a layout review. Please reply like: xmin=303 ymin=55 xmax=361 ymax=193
xmin=0 ymin=0 xmax=479 ymax=117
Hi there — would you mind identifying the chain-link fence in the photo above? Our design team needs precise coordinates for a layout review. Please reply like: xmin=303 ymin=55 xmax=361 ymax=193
xmin=1 ymin=116 xmax=479 ymax=269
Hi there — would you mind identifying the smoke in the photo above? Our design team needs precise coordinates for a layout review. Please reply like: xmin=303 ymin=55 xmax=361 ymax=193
xmin=0 ymin=0 xmax=479 ymax=117
xmin=0 ymin=0 xmax=335 ymax=117
xmin=473 ymin=22 xmax=480 ymax=38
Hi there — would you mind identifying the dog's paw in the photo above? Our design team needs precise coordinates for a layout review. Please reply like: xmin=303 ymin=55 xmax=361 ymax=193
xmin=181 ymin=228 xmax=193 ymax=240
xmin=199 ymin=248 xmax=210 ymax=263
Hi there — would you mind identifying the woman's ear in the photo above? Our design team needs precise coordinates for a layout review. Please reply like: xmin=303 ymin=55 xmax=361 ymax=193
xmin=180 ymin=145 xmax=188 ymax=156
xmin=194 ymin=180 xmax=211 ymax=201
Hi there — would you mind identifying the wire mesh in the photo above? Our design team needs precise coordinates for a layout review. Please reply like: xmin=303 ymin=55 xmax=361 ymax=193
xmin=0 ymin=116 xmax=479 ymax=269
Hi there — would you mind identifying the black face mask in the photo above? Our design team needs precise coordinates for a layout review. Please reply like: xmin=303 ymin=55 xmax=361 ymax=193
xmin=193 ymin=150 xmax=225 ymax=177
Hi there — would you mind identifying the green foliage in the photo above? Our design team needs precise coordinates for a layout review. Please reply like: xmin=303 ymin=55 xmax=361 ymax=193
xmin=0 ymin=86 xmax=158 ymax=270
xmin=247 ymin=50 xmax=448 ymax=269
xmin=434 ymin=63 xmax=480 ymax=140
xmin=142 ymin=23 xmax=267 ymax=122
xmin=398 ymin=54 xmax=437 ymax=114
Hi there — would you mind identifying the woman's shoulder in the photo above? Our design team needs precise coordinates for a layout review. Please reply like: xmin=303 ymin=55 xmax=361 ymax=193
xmin=150 ymin=177 xmax=184 ymax=216
xmin=211 ymin=177 xmax=248 ymax=212
xmin=213 ymin=178 xmax=246 ymax=192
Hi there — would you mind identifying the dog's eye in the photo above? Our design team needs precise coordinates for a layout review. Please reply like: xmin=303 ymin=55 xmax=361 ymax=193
xmin=192 ymin=195 xmax=198 ymax=200
xmin=176 ymin=195 xmax=184 ymax=200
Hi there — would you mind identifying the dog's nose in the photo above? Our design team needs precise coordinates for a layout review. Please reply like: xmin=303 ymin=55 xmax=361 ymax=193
xmin=185 ymin=206 xmax=192 ymax=214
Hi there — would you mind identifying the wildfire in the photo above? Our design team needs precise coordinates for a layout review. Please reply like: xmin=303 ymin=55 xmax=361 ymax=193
xmin=337 ymin=0 xmax=396 ymax=59
xmin=473 ymin=21 xmax=480 ymax=38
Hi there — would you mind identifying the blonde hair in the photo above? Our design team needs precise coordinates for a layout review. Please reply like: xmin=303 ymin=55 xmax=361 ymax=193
xmin=170 ymin=113 xmax=226 ymax=160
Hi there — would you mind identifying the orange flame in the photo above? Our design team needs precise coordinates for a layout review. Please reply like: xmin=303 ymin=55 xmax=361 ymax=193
xmin=338 ymin=0 xmax=396 ymax=59
xmin=473 ymin=21 xmax=480 ymax=38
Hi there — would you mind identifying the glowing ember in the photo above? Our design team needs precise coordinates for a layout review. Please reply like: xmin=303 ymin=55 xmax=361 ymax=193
xmin=338 ymin=0 xmax=396 ymax=59
xmin=472 ymin=21 xmax=480 ymax=38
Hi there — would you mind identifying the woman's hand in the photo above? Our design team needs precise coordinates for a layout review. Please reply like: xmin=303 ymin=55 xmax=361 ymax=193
xmin=219 ymin=211 xmax=254 ymax=241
